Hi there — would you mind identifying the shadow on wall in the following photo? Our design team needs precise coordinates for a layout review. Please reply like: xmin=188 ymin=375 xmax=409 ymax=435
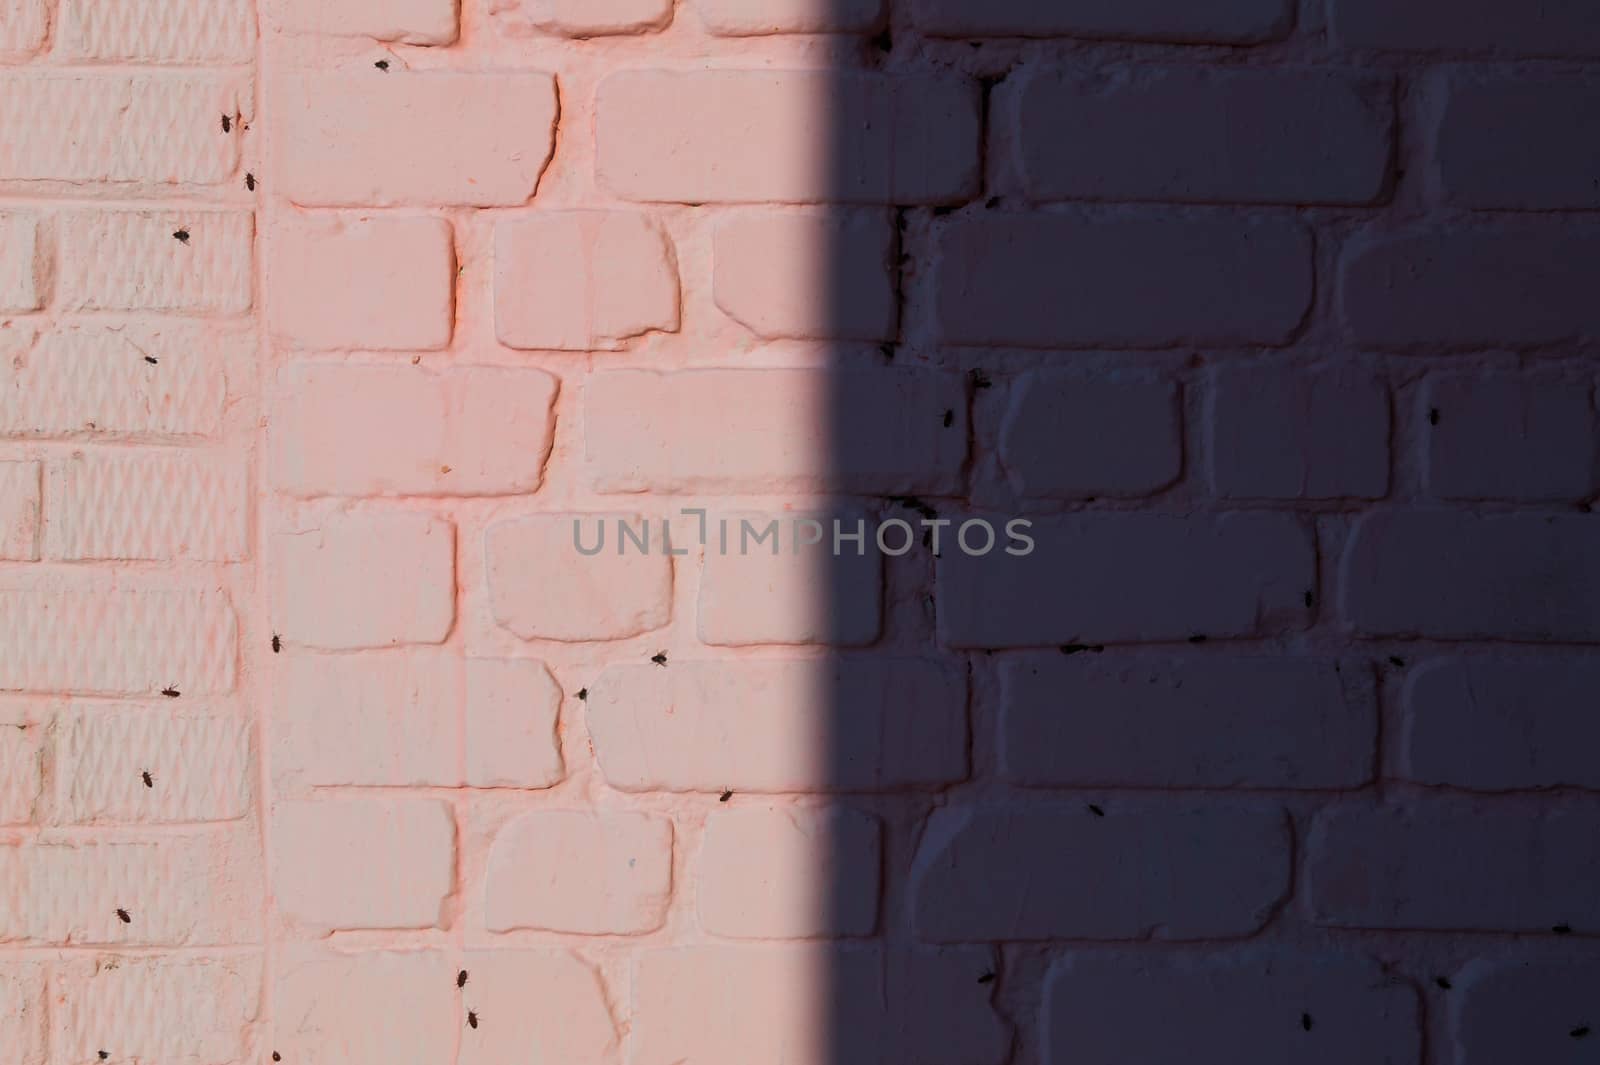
xmin=825 ymin=2 xmax=1600 ymax=1065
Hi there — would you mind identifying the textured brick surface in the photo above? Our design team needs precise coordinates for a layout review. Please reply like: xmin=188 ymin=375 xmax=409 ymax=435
xmin=495 ymin=212 xmax=680 ymax=350
xmin=912 ymin=803 xmax=1290 ymax=940
xmin=271 ymin=362 xmax=558 ymax=496
xmin=597 ymin=70 xmax=980 ymax=203
xmin=484 ymin=810 xmax=673 ymax=933
xmin=6 ymin=0 xmax=1595 ymax=1059
xmin=269 ymin=214 xmax=455 ymax=350
xmin=1015 ymin=69 xmax=1391 ymax=205
xmin=935 ymin=215 xmax=1312 ymax=347
xmin=280 ymin=73 xmax=557 ymax=206
xmin=1002 ymin=657 xmax=1375 ymax=789
xmin=1043 ymin=950 xmax=1419 ymax=1065
xmin=271 ymin=798 xmax=455 ymax=930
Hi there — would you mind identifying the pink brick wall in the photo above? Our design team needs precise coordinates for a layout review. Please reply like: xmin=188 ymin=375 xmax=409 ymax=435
xmin=2 ymin=0 xmax=1598 ymax=1063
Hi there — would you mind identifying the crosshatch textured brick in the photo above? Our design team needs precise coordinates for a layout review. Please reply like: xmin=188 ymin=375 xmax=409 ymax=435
xmin=3 ymin=0 xmax=1595 ymax=1059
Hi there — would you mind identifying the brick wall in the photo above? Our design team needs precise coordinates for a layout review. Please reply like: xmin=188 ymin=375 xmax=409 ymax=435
xmin=1 ymin=0 xmax=1596 ymax=1062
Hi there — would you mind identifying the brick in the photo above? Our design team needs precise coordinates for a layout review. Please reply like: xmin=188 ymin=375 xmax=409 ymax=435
xmin=272 ymin=512 xmax=455 ymax=650
xmin=936 ymin=215 xmax=1311 ymax=347
xmin=56 ymin=0 xmax=255 ymax=60
xmin=587 ymin=658 xmax=967 ymax=792
xmin=696 ymin=0 xmax=883 ymax=34
xmin=274 ymin=651 xmax=562 ymax=789
xmin=1438 ymin=76 xmax=1600 ymax=210
xmin=1043 ymin=950 xmax=1419 ymax=1065
xmin=912 ymin=802 xmax=1289 ymax=941
xmin=271 ymin=362 xmax=557 ymax=496
xmin=1404 ymin=658 xmax=1600 ymax=791
xmin=0 ymin=461 xmax=39 ymax=561
xmin=0 ymin=0 xmax=46 ymax=56
xmin=0 ymin=724 xmax=40 ymax=825
xmin=485 ymin=514 xmax=673 ymax=641
xmin=597 ymin=70 xmax=979 ymax=204
xmin=54 ymin=706 xmax=250 ymax=823
xmin=51 ymin=955 xmax=258 ymax=1064
xmin=1000 ymin=370 xmax=1180 ymax=498
xmin=485 ymin=811 xmax=672 ymax=934
xmin=633 ymin=945 xmax=1008 ymax=1065
xmin=1016 ymin=68 xmax=1390 ymax=205
xmin=275 ymin=950 xmax=455 ymax=1065
xmin=938 ymin=512 xmax=1313 ymax=647
xmin=272 ymin=798 xmax=454 ymax=930
xmin=458 ymin=951 xmax=618 ymax=1065
xmin=585 ymin=369 xmax=966 ymax=494
xmin=268 ymin=0 xmax=457 ymax=44
xmin=495 ymin=212 xmax=679 ymax=350
xmin=1308 ymin=801 xmax=1600 ymax=931
xmin=713 ymin=210 xmax=895 ymax=340
xmin=45 ymin=450 xmax=248 ymax=561
xmin=1331 ymin=0 xmax=1600 ymax=56
xmin=0 ymin=830 xmax=259 ymax=945
xmin=913 ymin=0 xmax=1291 ymax=42
xmin=1424 ymin=374 xmax=1598 ymax=502
xmin=59 ymin=210 xmax=252 ymax=314
xmin=269 ymin=214 xmax=454 ymax=350
xmin=510 ymin=0 xmax=672 ymax=35
xmin=698 ymin=806 xmax=880 ymax=938
xmin=0 ymin=213 xmax=42 ymax=311
xmin=0 ymin=323 xmax=231 ymax=440
xmin=0 ymin=581 xmax=235 ymax=696
xmin=698 ymin=515 xmax=882 ymax=645
xmin=1341 ymin=227 xmax=1600 ymax=349
xmin=1341 ymin=511 xmax=1600 ymax=640
xmin=280 ymin=73 xmax=557 ymax=207
xmin=1207 ymin=366 xmax=1390 ymax=500
xmin=0 ymin=74 xmax=244 ymax=185
xmin=1002 ymin=657 xmax=1375 ymax=789
xmin=0 ymin=961 xmax=44 ymax=1065
xmin=1453 ymin=959 xmax=1600 ymax=1065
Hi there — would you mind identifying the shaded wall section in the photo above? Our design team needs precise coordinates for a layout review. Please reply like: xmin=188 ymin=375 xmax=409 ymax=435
xmin=824 ymin=3 xmax=1600 ymax=1065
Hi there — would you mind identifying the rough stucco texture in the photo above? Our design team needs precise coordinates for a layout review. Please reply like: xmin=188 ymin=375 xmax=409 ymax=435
xmin=3 ymin=0 xmax=1600 ymax=1063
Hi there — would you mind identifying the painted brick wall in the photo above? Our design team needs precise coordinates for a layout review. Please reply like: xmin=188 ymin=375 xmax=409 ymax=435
xmin=2 ymin=0 xmax=1598 ymax=1063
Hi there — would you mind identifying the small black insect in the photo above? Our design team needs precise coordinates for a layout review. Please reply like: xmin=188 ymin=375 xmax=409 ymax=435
xmin=942 ymin=408 xmax=954 ymax=427
xmin=1303 ymin=590 xmax=1314 ymax=608
xmin=143 ymin=355 xmax=158 ymax=365
xmin=1087 ymin=803 xmax=1104 ymax=817
xmin=985 ymin=196 xmax=1000 ymax=209
xmin=172 ymin=230 xmax=190 ymax=244
xmin=1572 ymin=1026 xmax=1591 ymax=1040
xmin=457 ymin=970 xmax=468 ymax=988
xmin=976 ymin=971 xmax=995 ymax=984
xmin=272 ymin=634 xmax=282 ymax=653
xmin=719 ymin=789 xmax=733 ymax=802
xmin=221 ymin=114 xmax=232 ymax=133
xmin=577 ymin=688 xmax=588 ymax=701
xmin=1435 ymin=976 xmax=1452 ymax=990
xmin=116 ymin=908 xmax=131 ymax=923
xmin=1428 ymin=408 xmax=1440 ymax=426
xmin=161 ymin=687 xmax=180 ymax=698
xmin=99 ymin=1053 xmax=109 ymax=1061
xmin=651 ymin=652 xmax=668 ymax=667
xmin=246 ymin=173 xmax=257 ymax=192
xmin=1187 ymin=634 xmax=1207 ymax=644
xmin=1059 ymin=643 xmax=1104 ymax=656
xmin=273 ymin=1054 xmax=281 ymax=1062
xmin=142 ymin=771 xmax=153 ymax=788
xmin=467 ymin=1011 xmax=479 ymax=1029
xmin=1388 ymin=656 xmax=1405 ymax=667
xmin=374 ymin=59 xmax=390 ymax=70
xmin=1554 ymin=923 xmax=1574 ymax=935
xmin=1301 ymin=1013 xmax=1313 ymax=1032
xmin=969 ymin=369 xmax=992 ymax=390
